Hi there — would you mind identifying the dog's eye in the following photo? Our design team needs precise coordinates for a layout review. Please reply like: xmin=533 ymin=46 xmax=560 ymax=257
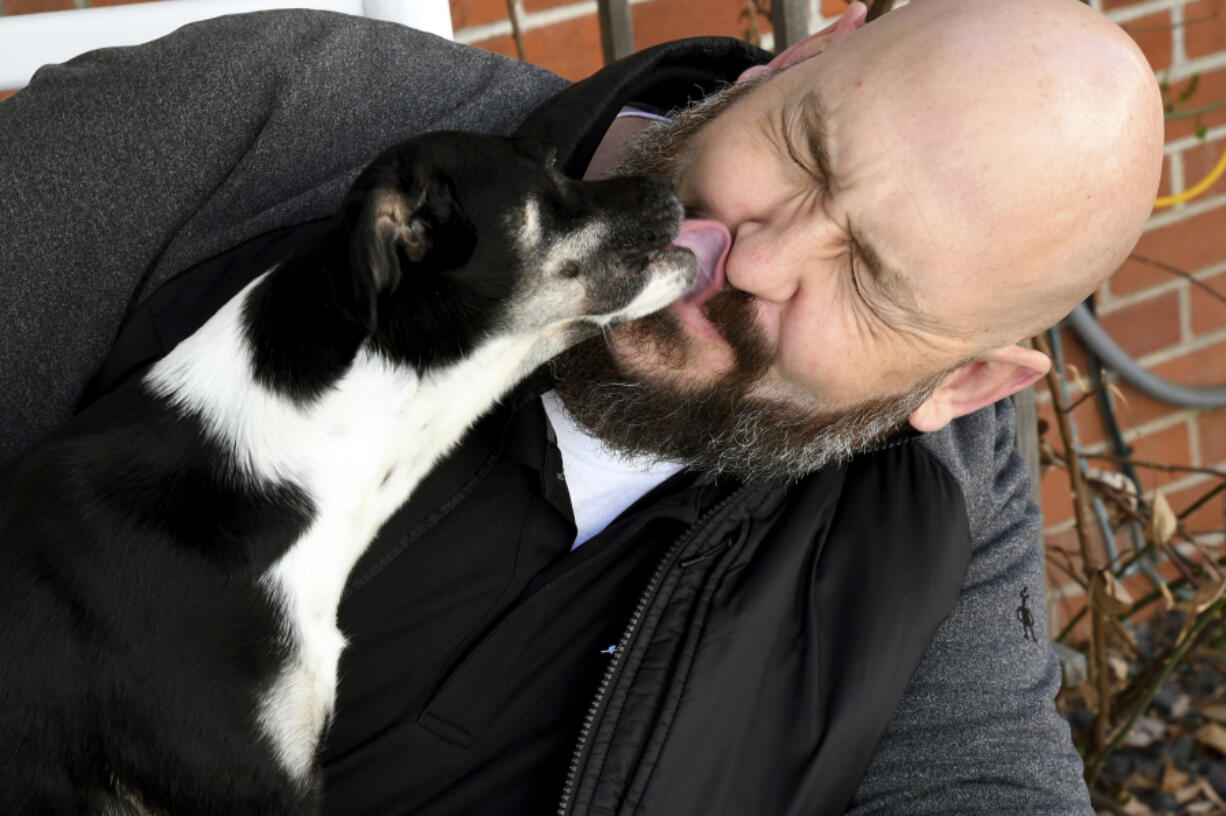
xmin=558 ymin=261 xmax=581 ymax=279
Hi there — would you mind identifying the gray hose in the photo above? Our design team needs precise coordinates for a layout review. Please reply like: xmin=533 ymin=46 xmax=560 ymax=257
xmin=1066 ymin=304 xmax=1226 ymax=408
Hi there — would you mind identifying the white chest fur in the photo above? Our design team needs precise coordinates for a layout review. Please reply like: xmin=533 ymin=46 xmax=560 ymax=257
xmin=145 ymin=276 xmax=568 ymax=784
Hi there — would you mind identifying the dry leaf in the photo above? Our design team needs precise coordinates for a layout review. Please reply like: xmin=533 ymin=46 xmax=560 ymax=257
xmin=1064 ymin=362 xmax=1090 ymax=395
xmin=1175 ymin=780 xmax=1204 ymax=805
xmin=1108 ymin=616 xmax=1139 ymax=657
xmin=1148 ymin=490 xmax=1178 ymax=548
xmin=1160 ymin=580 xmax=1176 ymax=611
xmin=1094 ymin=469 xmax=1139 ymax=510
xmin=1080 ymin=679 xmax=1099 ymax=716
xmin=1191 ymin=576 xmax=1226 ymax=615
xmin=1194 ymin=722 xmax=1226 ymax=755
xmin=1091 ymin=570 xmax=1135 ymax=616
xmin=1195 ymin=776 xmax=1226 ymax=807
xmin=1199 ymin=703 xmax=1226 ymax=723
xmin=1108 ymin=652 xmax=1130 ymax=683
xmin=1162 ymin=755 xmax=1190 ymax=794
xmin=1120 ymin=794 xmax=1156 ymax=814
xmin=1123 ymin=715 xmax=1166 ymax=748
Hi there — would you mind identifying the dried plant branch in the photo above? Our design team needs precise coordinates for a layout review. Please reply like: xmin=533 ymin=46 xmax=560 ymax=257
xmin=1164 ymin=100 xmax=1226 ymax=122
xmin=1062 ymin=390 xmax=1100 ymax=413
xmin=1180 ymin=481 xmax=1226 ymax=520
xmin=506 ymin=0 xmax=526 ymax=60
xmin=1086 ymin=593 xmax=1226 ymax=779
xmin=1128 ymin=253 xmax=1226 ymax=307
xmin=1035 ymin=331 xmax=1112 ymax=754
xmin=1078 ymin=452 xmax=1226 ymax=479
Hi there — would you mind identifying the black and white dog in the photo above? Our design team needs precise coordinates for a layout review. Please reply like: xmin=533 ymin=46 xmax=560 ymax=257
xmin=0 ymin=132 xmax=695 ymax=815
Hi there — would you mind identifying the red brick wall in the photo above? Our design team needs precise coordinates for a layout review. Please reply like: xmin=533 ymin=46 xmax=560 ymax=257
xmin=453 ymin=0 xmax=784 ymax=80
xmin=1037 ymin=1 xmax=1226 ymax=635
xmin=5 ymin=0 xmax=1226 ymax=639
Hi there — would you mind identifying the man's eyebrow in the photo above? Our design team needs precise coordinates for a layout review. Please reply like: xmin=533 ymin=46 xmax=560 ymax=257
xmin=850 ymin=230 xmax=925 ymax=320
xmin=797 ymin=87 xmax=839 ymax=190
xmin=798 ymin=85 xmax=933 ymax=326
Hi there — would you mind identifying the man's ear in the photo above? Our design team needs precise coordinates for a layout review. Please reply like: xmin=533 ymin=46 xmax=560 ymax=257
xmin=907 ymin=344 xmax=1051 ymax=433
xmin=736 ymin=1 xmax=867 ymax=83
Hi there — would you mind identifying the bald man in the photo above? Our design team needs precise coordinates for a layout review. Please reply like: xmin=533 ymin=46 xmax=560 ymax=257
xmin=564 ymin=0 xmax=1162 ymax=478
xmin=0 ymin=0 xmax=1160 ymax=813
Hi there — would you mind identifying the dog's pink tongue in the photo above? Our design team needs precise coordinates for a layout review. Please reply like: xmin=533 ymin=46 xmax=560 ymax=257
xmin=673 ymin=219 xmax=731 ymax=305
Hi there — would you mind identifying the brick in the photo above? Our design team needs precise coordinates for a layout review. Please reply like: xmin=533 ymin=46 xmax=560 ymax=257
xmin=4 ymin=0 xmax=75 ymax=12
xmin=1179 ymin=138 xmax=1226 ymax=204
xmin=0 ymin=90 xmax=16 ymax=103
xmin=1124 ymin=420 xmax=1193 ymax=491
xmin=822 ymin=0 xmax=849 ymax=20
xmin=1200 ymin=405 xmax=1226 ymax=466
xmin=1040 ymin=461 xmax=1077 ymax=527
xmin=1158 ymin=151 xmax=1173 ymax=200
xmin=523 ymin=0 xmax=581 ymax=13
xmin=1120 ymin=12 xmax=1173 ymax=73
xmin=471 ymin=13 xmax=604 ymax=81
xmin=1190 ymin=268 xmax=1226 ymax=336
xmin=1129 ymin=204 xmax=1226 ymax=280
xmin=89 ymin=0 xmax=158 ymax=6
xmin=1164 ymin=67 xmax=1226 ymax=143
xmin=1149 ymin=337 xmax=1226 ymax=386
xmin=452 ymin=0 xmax=511 ymax=31
xmin=1110 ymin=254 xmax=1176 ymax=298
xmin=1100 ymin=338 xmax=1226 ymax=431
xmin=1096 ymin=289 xmax=1182 ymax=360
xmin=1166 ymin=477 xmax=1226 ymax=536
xmin=1184 ymin=0 xmax=1226 ymax=61
xmin=1104 ymin=378 xmax=1186 ymax=436
xmin=632 ymin=0 xmax=760 ymax=50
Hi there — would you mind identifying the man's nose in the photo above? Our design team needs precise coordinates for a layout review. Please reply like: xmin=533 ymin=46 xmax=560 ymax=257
xmin=724 ymin=217 xmax=842 ymax=303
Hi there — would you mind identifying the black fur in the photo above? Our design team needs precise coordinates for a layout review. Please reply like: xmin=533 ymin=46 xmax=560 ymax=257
xmin=0 ymin=131 xmax=686 ymax=815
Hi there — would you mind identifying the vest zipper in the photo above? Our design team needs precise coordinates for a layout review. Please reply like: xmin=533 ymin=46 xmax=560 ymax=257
xmin=556 ymin=484 xmax=752 ymax=816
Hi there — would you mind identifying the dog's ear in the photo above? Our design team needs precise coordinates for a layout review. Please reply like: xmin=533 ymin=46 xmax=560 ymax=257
xmin=351 ymin=176 xmax=452 ymax=331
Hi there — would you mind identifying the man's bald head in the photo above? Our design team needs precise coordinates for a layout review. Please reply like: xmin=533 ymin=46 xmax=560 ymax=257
xmin=807 ymin=0 xmax=1164 ymax=345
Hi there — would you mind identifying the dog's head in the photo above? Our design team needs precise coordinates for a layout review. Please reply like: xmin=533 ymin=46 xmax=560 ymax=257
xmin=339 ymin=132 xmax=696 ymax=372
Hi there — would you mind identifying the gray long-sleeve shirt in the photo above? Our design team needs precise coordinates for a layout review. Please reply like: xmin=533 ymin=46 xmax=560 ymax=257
xmin=0 ymin=10 xmax=1092 ymax=813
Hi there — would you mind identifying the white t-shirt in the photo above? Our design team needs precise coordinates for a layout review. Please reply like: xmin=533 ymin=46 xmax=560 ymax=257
xmin=540 ymin=391 xmax=685 ymax=549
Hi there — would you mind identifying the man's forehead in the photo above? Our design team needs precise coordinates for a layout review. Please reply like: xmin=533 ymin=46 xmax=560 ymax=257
xmin=785 ymin=80 xmax=938 ymax=328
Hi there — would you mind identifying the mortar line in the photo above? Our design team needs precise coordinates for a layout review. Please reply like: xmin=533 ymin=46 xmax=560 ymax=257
xmin=1171 ymin=1 xmax=1187 ymax=65
xmin=1165 ymin=126 xmax=1226 ymax=156
xmin=1145 ymin=191 xmax=1226 ymax=231
xmin=1169 ymin=138 xmax=1187 ymax=200
xmin=1108 ymin=0 xmax=1188 ymax=26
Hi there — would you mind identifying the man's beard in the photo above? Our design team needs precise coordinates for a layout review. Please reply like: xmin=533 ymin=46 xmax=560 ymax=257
xmin=551 ymin=79 xmax=946 ymax=483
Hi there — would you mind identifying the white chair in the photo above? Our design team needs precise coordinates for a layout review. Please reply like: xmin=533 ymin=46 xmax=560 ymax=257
xmin=0 ymin=0 xmax=453 ymax=90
